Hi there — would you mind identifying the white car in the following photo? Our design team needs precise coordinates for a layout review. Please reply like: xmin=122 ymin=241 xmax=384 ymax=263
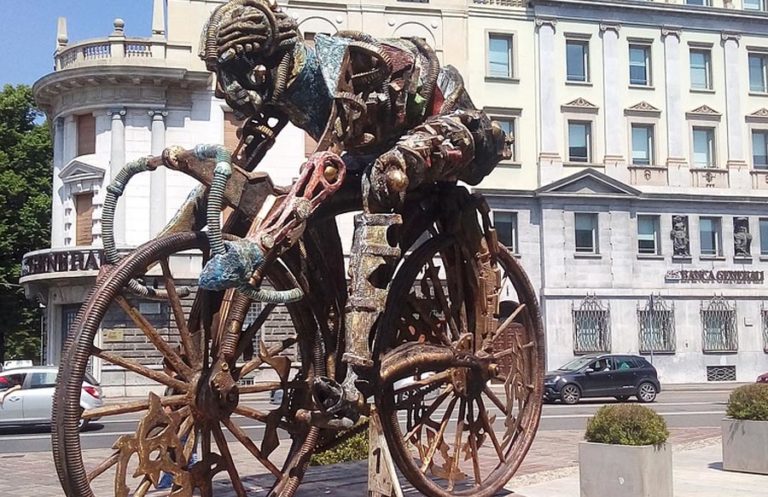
xmin=0 ymin=366 xmax=103 ymax=430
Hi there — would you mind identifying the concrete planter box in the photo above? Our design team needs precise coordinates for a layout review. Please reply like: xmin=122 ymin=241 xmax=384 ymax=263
xmin=722 ymin=418 xmax=768 ymax=474
xmin=579 ymin=442 xmax=673 ymax=497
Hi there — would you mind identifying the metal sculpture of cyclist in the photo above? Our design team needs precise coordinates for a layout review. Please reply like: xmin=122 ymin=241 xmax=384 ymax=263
xmin=198 ymin=0 xmax=510 ymax=426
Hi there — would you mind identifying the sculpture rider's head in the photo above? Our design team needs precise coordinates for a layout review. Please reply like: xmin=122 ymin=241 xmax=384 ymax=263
xmin=200 ymin=0 xmax=301 ymax=118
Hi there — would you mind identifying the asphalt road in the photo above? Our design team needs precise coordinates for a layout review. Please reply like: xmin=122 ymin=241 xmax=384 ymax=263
xmin=0 ymin=388 xmax=729 ymax=454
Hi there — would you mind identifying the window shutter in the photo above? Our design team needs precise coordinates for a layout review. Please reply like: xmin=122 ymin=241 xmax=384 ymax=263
xmin=75 ymin=193 xmax=94 ymax=245
xmin=77 ymin=114 xmax=96 ymax=156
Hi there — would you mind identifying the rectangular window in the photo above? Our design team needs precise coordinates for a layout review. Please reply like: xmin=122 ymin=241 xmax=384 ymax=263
xmin=494 ymin=211 xmax=518 ymax=253
xmin=638 ymin=298 xmax=675 ymax=353
xmin=701 ymin=298 xmax=737 ymax=353
xmin=760 ymin=218 xmax=768 ymax=256
xmin=488 ymin=34 xmax=513 ymax=78
xmin=573 ymin=296 xmax=610 ymax=354
xmin=749 ymin=53 xmax=768 ymax=93
xmin=566 ymin=40 xmax=589 ymax=82
xmin=637 ymin=215 xmax=660 ymax=255
xmin=689 ymin=49 xmax=712 ymax=90
xmin=75 ymin=193 xmax=94 ymax=246
xmin=693 ymin=127 xmax=716 ymax=167
xmin=77 ymin=114 xmax=96 ymax=156
xmin=745 ymin=0 xmax=766 ymax=11
xmin=575 ymin=213 xmax=598 ymax=254
xmin=631 ymin=124 xmax=654 ymax=166
xmin=629 ymin=44 xmax=651 ymax=86
xmin=753 ymin=130 xmax=768 ymax=169
xmin=699 ymin=216 xmax=722 ymax=256
xmin=61 ymin=303 xmax=81 ymax=349
xmin=568 ymin=121 xmax=591 ymax=163
xmin=495 ymin=117 xmax=516 ymax=161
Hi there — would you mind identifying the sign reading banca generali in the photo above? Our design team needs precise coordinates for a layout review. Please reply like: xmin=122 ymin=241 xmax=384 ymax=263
xmin=665 ymin=269 xmax=765 ymax=284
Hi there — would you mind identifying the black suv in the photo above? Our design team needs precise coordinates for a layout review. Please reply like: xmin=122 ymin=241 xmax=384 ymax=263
xmin=543 ymin=354 xmax=661 ymax=405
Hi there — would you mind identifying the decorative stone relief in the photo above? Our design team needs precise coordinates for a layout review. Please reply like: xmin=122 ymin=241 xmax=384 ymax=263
xmin=733 ymin=217 xmax=752 ymax=257
xmin=671 ymin=215 xmax=690 ymax=257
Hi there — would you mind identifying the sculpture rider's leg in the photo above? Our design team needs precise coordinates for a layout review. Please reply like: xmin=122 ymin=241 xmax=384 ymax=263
xmin=314 ymin=111 xmax=509 ymax=424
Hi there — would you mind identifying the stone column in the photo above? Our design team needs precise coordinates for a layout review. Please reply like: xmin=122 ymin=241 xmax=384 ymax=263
xmin=51 ymin=118 xmax=66 ymax=247
xmin=723 ymin=33 xmax=747 ymax=167
xmin=661 ymin=27 xmax=688 ymax=187
xmin=149 ymin=110 xmax=168 ymax=236
xmin=537 ymin=17 xmax=562 ymax=185
xmin=109 ymin=108 xmax=127 ymax=245
xmin=600 ymin=23 xmax=628 ymax=182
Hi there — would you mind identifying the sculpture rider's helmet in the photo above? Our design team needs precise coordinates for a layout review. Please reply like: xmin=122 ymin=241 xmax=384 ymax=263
xmin=200 ymin=0 xmax=301 ymax=118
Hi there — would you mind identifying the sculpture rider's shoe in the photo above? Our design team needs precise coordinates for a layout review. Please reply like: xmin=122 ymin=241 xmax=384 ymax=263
xmin=313 ymin=376 xmax=361 ymax=426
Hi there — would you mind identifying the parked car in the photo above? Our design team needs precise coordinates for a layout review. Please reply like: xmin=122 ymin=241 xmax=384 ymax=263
xmin=0 ymin=366 xmax=103 ymax=430
xmin=543 ymin=354 xmax=661 ymax=405
xmin=757 ymin=372 xmax=768 ymax=383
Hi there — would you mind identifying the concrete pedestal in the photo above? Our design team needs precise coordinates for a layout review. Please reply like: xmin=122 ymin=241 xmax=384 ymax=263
xmin=579 ymin=441 xmax=673 ymax=497
xmin=722 ymin=418 xmax=768 ymax=475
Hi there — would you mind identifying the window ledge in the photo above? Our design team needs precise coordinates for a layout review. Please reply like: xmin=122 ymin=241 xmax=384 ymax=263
xmin=564 ymin=161 xmax=604 ymax=168
xmin=703 ymin=350 xmax=739 ymax=355
xmin=759 ymin=255 xmax=768 ymax=261
xmin=485 ymin=76 xmax=520 ymax=84
xmin=700 ymin=255 xmax=726 ymax=261
xmin=639 ymin=350 xmax=676 ymax=356
xmin=690 ymin=87 xmax=716 ymax=94
xmin=629 ymin=84 xmax=655 ymax=90
xmin=637 ymin=254 xmax=664 ymax=260
xmin=498 ymin=161 xmax=522 ymax=168
xmin=672 ymin=255 xmax=693 ymax=262
xmin=749 ymin=91 xmax=768 ymax=97
xmin=565 ymin=80 xmax=593 ymax=87
xmin=574 ymin=252 xmax=602 ymax=259
xmin=734 ymin=256 xmax=753 ymax=262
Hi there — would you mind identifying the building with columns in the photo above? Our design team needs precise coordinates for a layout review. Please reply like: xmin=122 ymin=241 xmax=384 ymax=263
xmin=20 ymin=0 xmax=768 ymax=393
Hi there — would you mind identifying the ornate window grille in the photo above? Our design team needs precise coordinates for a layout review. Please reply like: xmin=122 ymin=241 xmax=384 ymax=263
xmin=573 ymin=295 xmax=610 ymax=354
xmin=701 ymin=296 xmax=737 ymax=352
xmin=637 ymin=295 xmax=675 ymax=353
xmin=761 ymin=304 xmax=768 ymax=353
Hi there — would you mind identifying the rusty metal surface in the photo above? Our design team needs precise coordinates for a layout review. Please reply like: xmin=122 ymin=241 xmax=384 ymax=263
xmin=52 ymin=1 xmax=542 ymax=496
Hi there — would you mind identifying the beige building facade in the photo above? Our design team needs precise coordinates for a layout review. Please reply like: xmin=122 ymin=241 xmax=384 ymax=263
xmin=21 ymin=0 xmax=768 ymax=391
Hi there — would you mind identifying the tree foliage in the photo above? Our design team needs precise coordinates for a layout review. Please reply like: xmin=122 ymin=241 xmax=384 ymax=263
xmin=0 ymin=84 xmax=52 ymax=363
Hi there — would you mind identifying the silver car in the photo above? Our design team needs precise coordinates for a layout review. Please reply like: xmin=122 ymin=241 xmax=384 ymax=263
xmin=0 ymin=366 xmax=103 ymax=430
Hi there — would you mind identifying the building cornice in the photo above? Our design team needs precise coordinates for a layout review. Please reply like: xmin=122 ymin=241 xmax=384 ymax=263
xmin=33 ymin=66 xmax=211 ymax=117
xmin=532 ymin=0 xmax=768 ymax=34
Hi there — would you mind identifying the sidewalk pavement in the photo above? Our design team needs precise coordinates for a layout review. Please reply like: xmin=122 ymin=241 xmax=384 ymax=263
xmin=0 ymin=427 xmax=723 ymax=496
xmin=513 ymin=441 xmax=768 ymax=497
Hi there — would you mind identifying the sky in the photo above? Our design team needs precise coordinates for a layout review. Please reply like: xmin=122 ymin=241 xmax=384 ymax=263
xmin=0 ymin=0 xmax=154 ymax=87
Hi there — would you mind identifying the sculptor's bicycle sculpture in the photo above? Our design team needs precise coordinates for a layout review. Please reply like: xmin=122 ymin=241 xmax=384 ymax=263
xmin=52 ymin=1 xmax=544 ymax=496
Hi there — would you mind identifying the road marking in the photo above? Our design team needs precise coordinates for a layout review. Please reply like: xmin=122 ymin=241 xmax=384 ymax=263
xmin=0 ymin=424 xmax=267 ymax=442
xmin=540 ymin=410 xmax=724 ymax=420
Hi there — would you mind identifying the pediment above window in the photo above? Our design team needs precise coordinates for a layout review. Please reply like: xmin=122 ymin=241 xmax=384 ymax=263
xmin=561 ymin=97 xmax=599 ymax=114
xmin=537 ymin=168 xmax=640 ymax=197
xmin=59 ymin=158 xmax=105 ymax=184
xmin=686 ymin=105 xmax=721 ymax=121
xmin=625 ymin=101 xmax=661 ymax=117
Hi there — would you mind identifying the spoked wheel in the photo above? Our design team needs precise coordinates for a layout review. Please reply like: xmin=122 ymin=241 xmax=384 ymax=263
xmin=374 ymin=235 xmax=544 ymax=497
xmin=53 ymin=231 xmax=321 ymax=497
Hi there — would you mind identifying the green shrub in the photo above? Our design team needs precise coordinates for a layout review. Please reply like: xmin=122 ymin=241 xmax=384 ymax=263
xmin=585 ymin=404 xmax=669 ymax=446
xmin=310 ymin=431 xmax=369 ymax=466
xmin=726 ymin=384 xmax=768 ymax=421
